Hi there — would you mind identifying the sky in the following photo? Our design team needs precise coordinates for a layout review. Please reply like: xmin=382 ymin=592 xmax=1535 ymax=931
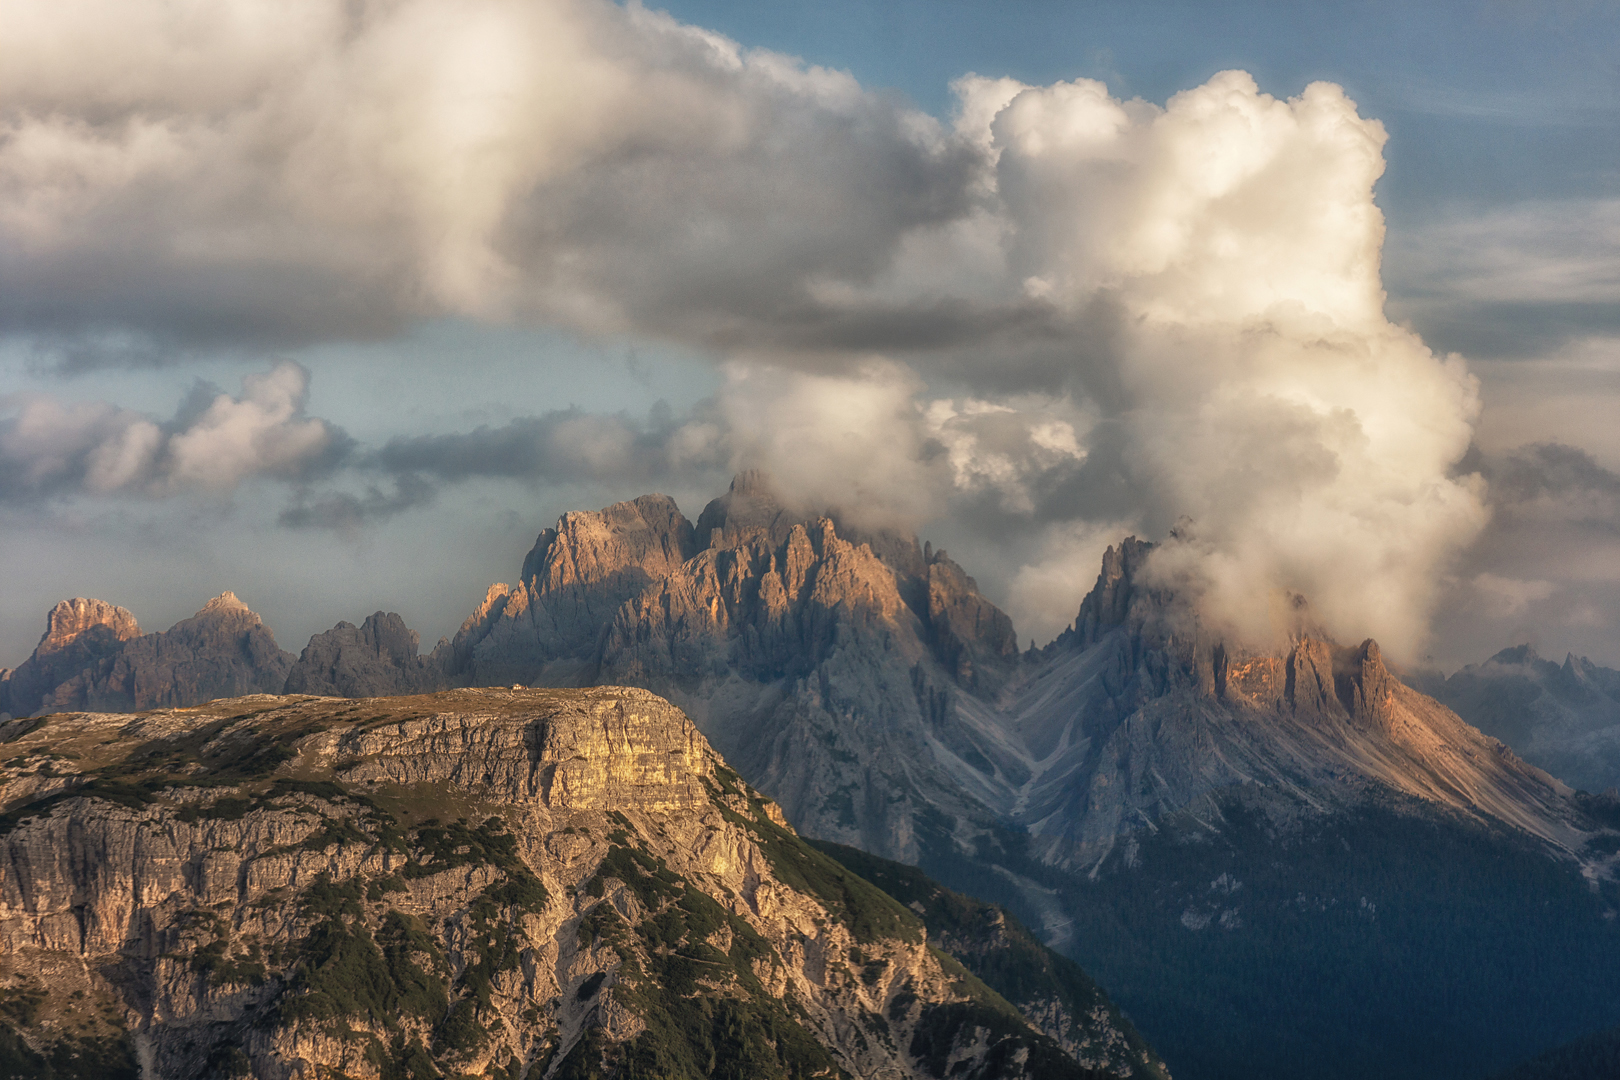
xmin=2 ymin=0 xmax=1618 ymax=673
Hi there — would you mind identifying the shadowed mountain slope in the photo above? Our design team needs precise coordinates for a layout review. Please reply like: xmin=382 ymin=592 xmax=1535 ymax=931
xmin=806 ymin=839 xmax=1166 ymax=1079
xmin=1001 ymin=538 xmax=1584 ymax=869
xmin=1488 ymin=1020 xmax=1620 ymax=1080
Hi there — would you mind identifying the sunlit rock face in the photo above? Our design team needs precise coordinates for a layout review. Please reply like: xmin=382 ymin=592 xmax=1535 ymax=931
xmin=392 ymin=475 xmax=1033 ymax=866
xmin=0 ymin=598 xmax=140 ymax=718
xmin=0 ymin=687 xmax=1164 ymax=1080
xmin=1 ymin=593 xmax=293 ymax=718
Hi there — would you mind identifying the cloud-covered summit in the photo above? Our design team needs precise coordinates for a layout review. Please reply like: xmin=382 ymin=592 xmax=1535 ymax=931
xmin=0 ymin=0 xmax=1508 ymax=663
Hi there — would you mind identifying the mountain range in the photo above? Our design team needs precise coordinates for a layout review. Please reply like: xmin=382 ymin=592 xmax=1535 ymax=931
xmin=1416 ymin=645 xmax=1620 ymax=795
xmin=5 ymin=473 xmax=1620 ymax=1080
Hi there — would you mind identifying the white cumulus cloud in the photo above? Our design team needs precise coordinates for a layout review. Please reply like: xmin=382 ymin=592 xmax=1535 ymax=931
xmin=0 ymin=361 xmax=344 ymax=501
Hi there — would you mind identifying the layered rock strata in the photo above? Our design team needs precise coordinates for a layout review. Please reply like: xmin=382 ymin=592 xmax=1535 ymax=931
xmin=301 ymin=476 xmax=1033 ymax=864
xmin=0 ymin=688 xmax=1165 ymax=1080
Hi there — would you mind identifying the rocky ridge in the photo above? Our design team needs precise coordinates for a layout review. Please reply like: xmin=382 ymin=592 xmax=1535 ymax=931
xmin=288 ymin=474 xmax=1032 ymax=864
xmin=975 ymin=539 xmax=1620 ymax=1080
xmin=0 ymin=599 xmax=141 ymax=719
xmin=283 ymin=612 xmax=446 ymax=699
xmin=0 ymin=594 xmax=293 ymax=720
xmin=1002 ymin=538 xmax=1588 ymax=867
xmin=1418 ymin=645 xmax=1620 ymax=794
xmin=0 ymin=687 xmax=1165 ymax=1080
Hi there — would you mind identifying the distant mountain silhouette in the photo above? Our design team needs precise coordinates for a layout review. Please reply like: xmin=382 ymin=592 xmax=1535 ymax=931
xmin=1418 ymin=644 xmax=1620 ymax=793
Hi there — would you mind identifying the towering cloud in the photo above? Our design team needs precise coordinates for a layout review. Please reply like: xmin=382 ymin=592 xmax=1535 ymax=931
xmin=721 ymin=72 xmax=1489 ymax=656
xmin=946 ymin=71 xmax=1487 ymax=655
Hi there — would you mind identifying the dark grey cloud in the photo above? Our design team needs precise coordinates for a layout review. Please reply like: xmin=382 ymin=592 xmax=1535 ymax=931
xmin=1475 ymin=441 xmax=1620 ymax=509
xmin=0 ymin=0 xmax=992 ymax=365
xmin=371 ymin=401 xmax=728 ymax=484
xmin=277 ymin=400 xmax=732 ymax=531
xmin=1392 ymin=300 xmax=1620 ymax=361
xmin=278 ymin=475 xmax=437 ymax=531
xmin=1384 ymin=198 xmax=1620 ymax=361
xmin=1430 ymin=442 xmax=1620 ymax=667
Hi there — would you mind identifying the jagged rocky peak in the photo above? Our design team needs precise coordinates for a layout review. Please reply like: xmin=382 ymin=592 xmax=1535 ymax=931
xmin=198 ymin=590 xmax=252 ymax=616
xmin=1072 ymin=536 xmax=1156 ymax=647
xmin=0 ymin=688 xmax=1161 ymax=1080
xmin=451 ymin=494 xmax=702 ymax=681
xmin=696 ymin=468 xmax=803 ymax=549
xmin=1059 ymin=536 xmax=1397 ymax=723
xmin=0 ymin=593 xmax=295 ymax=718
xmin=1426 ymin=641 xmax=1620 ymax=793
xmin=926 ymin=553 xmax=1018 ymax=689
xmin=520 ymin=492 xmax=697 ymax=587
xmin=38 ymin=597 xmax=141 ymax=654
xmin=1013 ymin=535 xmax=1588 ymax=868
xmin=1 ymin=598 xmax=144 ymax=717
xmin=284 ymin=611 xmax=443 ymax=698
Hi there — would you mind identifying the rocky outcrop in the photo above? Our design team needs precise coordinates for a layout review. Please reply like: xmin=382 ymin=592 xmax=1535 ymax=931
xmin=0 ymin=689 xmax=1163 ymax=1080
xmin=0 ymin=598 xmax=140 ymax=717
xmin=1 ymin=594 xmax=295 ymax=718
xmin=1069 ymin=537 xmax=1153 ymax=649
xmin=284 ymin=612 xmax=448 ymax=698
xmin=927 ymin=555 xmax=1019 ymax=693
xmin=457 ymin=493 xmax=699 ymax=686
xmin=809 ymin=839 xmax=1166 ymax=1077
xmin=38 ymin=592 xmax=295 ymax=714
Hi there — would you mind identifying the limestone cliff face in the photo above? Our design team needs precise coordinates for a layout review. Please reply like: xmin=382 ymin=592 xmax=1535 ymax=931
xmin=589 ymin=513 xmax=1015 ymax=862
xmin=451 ymin=494 xmax=699 ymax=687
xmin=0 ymin=598 xmax=140 ymax=717
xmin=0 ymin=689 xmax=1161 ymax=1080
xmin=927 ymin=556 xmax=1019 ymax=693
